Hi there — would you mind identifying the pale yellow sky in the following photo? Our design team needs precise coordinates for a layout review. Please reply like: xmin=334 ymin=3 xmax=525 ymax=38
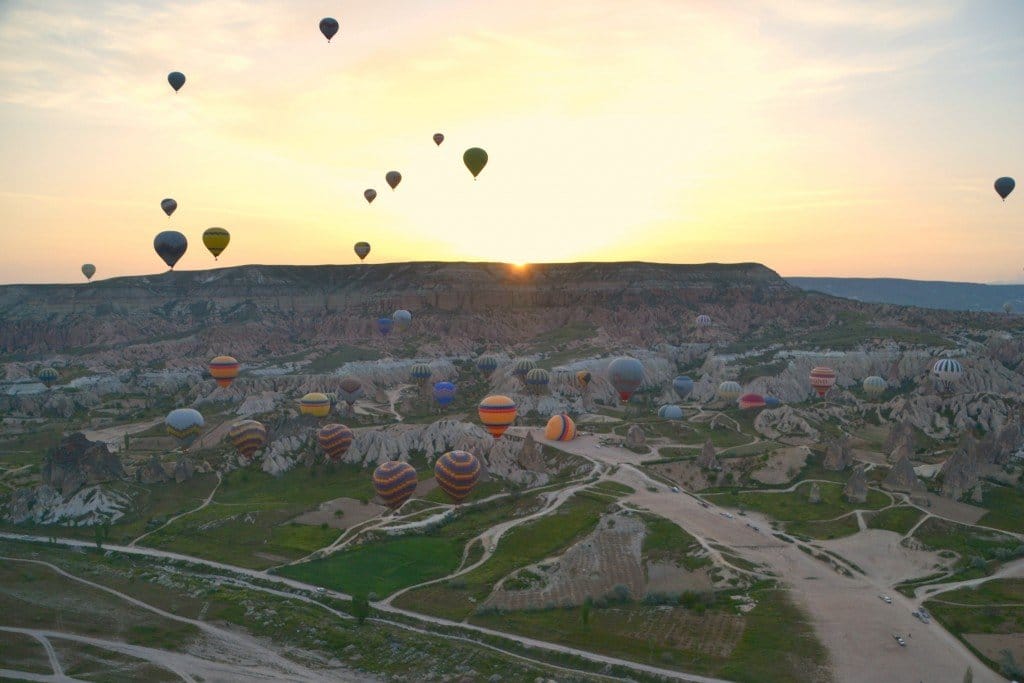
xmin=0 ymin=0 xmax=1021 ymax=283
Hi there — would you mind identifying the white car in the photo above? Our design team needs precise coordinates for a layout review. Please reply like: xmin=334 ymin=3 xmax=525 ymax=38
xmin=671 ymin=486 xmax=680 ymax=493
xmin=879 ymin=595 xmax=892 ymax=604
xmin=893 ymin=634 xmax=906 ymax=647
xmin=720 ymin=512 xmax=734 ymax=519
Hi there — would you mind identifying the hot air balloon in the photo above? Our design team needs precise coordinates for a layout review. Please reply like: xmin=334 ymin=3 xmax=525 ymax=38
xmin=672 ymin=376 xmax=694 ymax=400
xmin=364 ymin=189 xmax=377 ymax=204
xmin=167 ymin=71 xmax=186 ymax=92
xmin=525 ymin=368 xmax=550 ymax=394
xmin=608 ymin=357 xmax=644 ymax=402
xmin=809 ymin=367 xmax=837 ymax=398
xmin=545 ymin=413 xmax=576 ymax=441
xmin=202 ymin=227 xmax=230 ymax=260
xmin=512 ymin=359 xmax=537 ymax=386
xmin=318 ymin=423 xmax=353 ymax=461
xmin=338 ymin=377 xmax=364 ymax=409
xmin=166 ymin=408 xmax=204 ymax=447
xmin=81 ymin=264 xmax=96 ymax=281
xmin=576 ymin=370 xmax=592 ymax=389
xmin=354 ymin=242 xmax=371 ymax=261
xmin=434 ymin=450 xmax=481 ymax=503
xmin=658 ymin=405 xmax=682 ymax=420
xmin=377 ymin=317 xmax=394 ymax=337
xmin=410 ymin=363 xmax=432 ymax=383
xmin=995 ymin=177 xmax=1015 ymax=201
xmin=160 ymin=198 xmax=177 ymax=217
xmin=373 ymin=460 xmax=418 ymax=509
xmin=319 ymin=17 xmax=339 ymax=42
xmin=209 ymin=356 xmax=240 ymax=388
xmin=696 ymin=314 xmax=712 ymax=328
xmin=300 ymin=392 xmax=331 ymax=418
xmin=932 ymin=358 xmax=963 ymax=393
xmin=479 ymin=395 xmax=516 ymax=438
xmin=463 ymin=147 xmax=488 ymax=179
xmin=738 ymin=393 xmax=769 ymax=410
xmin=229 ymin=420 xmax=267 ymax=459
xmin=476 ymin=355 xmax=499 ymax=376
xmin=38 ymin=367 xmax=59 ymax=388
xmin=433 ymin=133 xmax=444 ymax=146
xmin=718 ymin=381 xmax=742 ymax=400
xmin=386 ymin=171 xmax=402 ymax=190
xmin=393 ymin=309 xmax=412 ymax=327
xmin=154 ymin=231 xmax=187 ymax=269
xmin=433 ymin=381 xmax=456 ymax=408
xmin=863 ymin=376 xmax=886 ymax=397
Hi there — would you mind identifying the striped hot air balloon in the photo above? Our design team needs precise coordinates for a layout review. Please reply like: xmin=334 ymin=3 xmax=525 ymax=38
xmin=932 ymin=358 xmax=964 ymax=393
xmin=229 ymin=420 xmax=267 ymax=459
xmin=718 ymin=381 xmax=742 ymax=400
xmin=863 ymin=376 xmax=886 ymax=397
xmin=318 ymin=423 xmax=354 ymax=461
xmin=373 ymin=460 xmax=418 ymax=509
xmin=608 ymin=357 xmax=643 ymax=402
xmin=525 ymin=368 xmax=550 ymax=394
xmin=479 ymin=395 xmax=516 ymax=438
xmin=300 ymin=392 xmax=331 ymax=418
xmin=476 ymin=355 xmax=499 ymax=376
xmin=512 ymin=359 xmax=537 ymax=385
xmin=434 ymin=450 xmax=481 ymax=503
xmin=209 ymin=356 xmax=240 ymax=388
xmin=544 ymin=413 xmax=577 ymax=441
xmin=38 ymin=367 xmax=59 ymax=388
xmin=658 ymin=405 xmax=683 ymax=420
xmin=166 ymin=408 xmax=204 ymax=447
xmin=809 ymin=367 xmax=837 ymax=398
xmin=696 ymin=314 xmax=712 ymax=328
xmin=410 ymin=363 xmax=432 ymax=383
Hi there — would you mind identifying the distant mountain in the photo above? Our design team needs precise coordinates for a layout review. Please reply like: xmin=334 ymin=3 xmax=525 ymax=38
xmin=787 ymin=277 xmax=1024 ymax=313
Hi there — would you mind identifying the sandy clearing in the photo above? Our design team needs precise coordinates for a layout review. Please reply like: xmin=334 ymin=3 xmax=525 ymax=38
xmin=645 ymin=562 xmax=714 ymax=594
xmin=819 ymin=529 xmax=952 ymax=586
xmin=83 ymin=418 xmax=165 ymax=451
xmin=292 ymin=497 xmax=386 ymax=529
xmin=850 ymin=448 xmax=888 ymax=466
xmin=964 ymin=633 xmax=1024 ymax=668
xmin=750 ymin=446 xmax=808 ymax=485
xmin=913 ymin=493 xmax=988 ymax=525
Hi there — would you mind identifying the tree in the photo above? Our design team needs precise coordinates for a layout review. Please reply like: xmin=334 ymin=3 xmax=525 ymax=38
xmin=580 ymin=597 xmax=592 ymax=627
xmin=962 ymin=667 xmax=973 ymax=683
xmin=93 ymin=516 xmax=111 ymax=552
xmin=352 ymin=595 xmax=370 ymax=625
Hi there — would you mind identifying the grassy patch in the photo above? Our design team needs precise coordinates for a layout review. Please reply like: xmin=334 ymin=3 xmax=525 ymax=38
xmin=979 ymin=485 xmax=1024 ymax=534
xmin=786 ymin=515 xmax=860 ymax=540
xmin=640 ymin=513 xmax=711 ymax=571
xmin=913 ymin=518 xmax=1023 ymax=578
xmin=707 ymin=481 xmax=888 ymax=524
xmin=305 ymin=344 xmax=382 ymax=372
xmin=865 ymin=506 xmax=925 ymax=535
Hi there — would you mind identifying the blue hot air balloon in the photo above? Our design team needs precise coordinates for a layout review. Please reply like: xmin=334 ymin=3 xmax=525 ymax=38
xmin=377 ymin=317 xmax=394 ymax=337
xmin=672 ymin=376 xmax=694 ymax=400
xmin=433 ymin=381 xmax=456 ymax=407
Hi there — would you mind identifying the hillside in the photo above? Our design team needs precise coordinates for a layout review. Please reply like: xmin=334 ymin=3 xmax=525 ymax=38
xmin=788 ymin=276 xmax=1024 ymax=313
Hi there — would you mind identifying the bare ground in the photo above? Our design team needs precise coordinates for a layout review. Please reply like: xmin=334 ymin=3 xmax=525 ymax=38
xmin=291 ymin=497 xmax=386 ymax=529
xmin=964 ymin=633 xmax=1024 ymax=668
xmin=750 ymin=446 xmax=808 ymax=485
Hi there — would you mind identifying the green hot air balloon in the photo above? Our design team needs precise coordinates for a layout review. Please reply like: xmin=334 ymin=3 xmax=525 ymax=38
xmin=463 ymin=147 xmax=488 ymax=179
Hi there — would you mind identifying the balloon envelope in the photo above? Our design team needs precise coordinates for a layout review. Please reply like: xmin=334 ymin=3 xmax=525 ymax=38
xmin=167 ymin=72 xmax=185 ymax=92
xmin=229 ymin=420 xmax=267 ymax=459
xmin=160 ymin=198 xmax=177 ymax=217
xmin=338 ymin=377 xmax=364 ymax=406
xmin=463 ymin=147 xmax=488 ymax=178
xmin=209 ymin=356 xmax=240 ymax=388
xmin=809 ymin=367 xmax=837 ymax=398
xmin=393 ymin=309 xmax=412 ymax=326
xmin=166 ymin=408 xmax=204 ymax=445
xmin=154 ymin=231 xmax=187 ymax=269
xmin=545 ymin=413 xmax=577 ymax=441
xmin=433 ymin=133 xmax=444 ymax=146
xmin=300 ymin=392 xmax=331 ymax=418
xmin=995 ymin=177 xmax=1015 ymax=200
xmin=672 ymin=376 xmax=694 ymax=400
xmin=373 ymin=460 xmax=418 ymax=509
xmin=576 ymin=370 xmax=592 ymax=388
xmin=696 ymin=314 xmax=712 ymax=328
xmin=658 ymin=404 xmax=684 ymax=420
xmin=377 ymin=317 xmax=394 ymax=336
xmin=476 ymin=355 xmax=499 ymax=375
xmin=81 ymin=264 xmax=96 ymax=280
xmin=354 ymin=242 xmax=371 ymax=261
xmin=319 ymin=17 xmax=339 ymax=41
xmin=718 ymin=381 xmax=742 ymax=400
xmin=608 ymin=357 xmax=644 ymax=401
xmin=386 ymin=171 xmax=402 ymax=189
xmin=525 ymin=368 xmax=550 ymax=393
xmin=364 ymin=189 xmax=376 ymax=204
xmin=411 ymin=363 xmax=432 ymax=381
xmin=38 ymin=367 xmax=59 ymax=388
xmin=434 ymin=450 xmax=480 ymax=503
xmin=479 ymin=395 xmax=516 ymax=438
xmin=202 ymin=228 xmax=230 ymax=259
xmin=318 ymin=423 xmax=353 ymax=460
xmin=433 ymin=381 xmax=456 ymax=407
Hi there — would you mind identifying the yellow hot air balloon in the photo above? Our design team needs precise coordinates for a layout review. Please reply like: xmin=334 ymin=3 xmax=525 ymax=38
xmin=209 ymin=356 xmax=239 ymax=388
xmin=203 ymin=227 xmax=230 ymax=260
xmin=300 ymin=392 xmax=331 ymax=418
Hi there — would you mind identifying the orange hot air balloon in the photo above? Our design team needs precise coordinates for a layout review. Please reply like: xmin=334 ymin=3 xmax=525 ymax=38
xmin=809 ymin=367 xmax=837 ymax=398
xmin=434 ymin=450 xmax=481 ymax=503
xmin=544 ymin=413 xmax=576 ymax=441
xmin=478 ymin=395 xmax=516 ymax=438
xmin=229 ymin=420 xmax=267 ymax=459
xmin=209 ymin=356 xmax=240 ymax=388
xmin=373 ymin=460 xmax=418 ymax=509
xmin=318 ymin=423 xmax=354 ymax=460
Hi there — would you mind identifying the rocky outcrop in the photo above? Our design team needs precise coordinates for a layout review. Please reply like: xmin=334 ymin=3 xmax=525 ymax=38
xmin=488 ymin=436 xmax=547 ymax=487
xmin=136 ymin=455 xmax=169 ymax=484
xmin=823 ymin=436 xmax=853 ymax=471
xmin=518 ymin=432 xmax=545 ymax=472
xmin=885 ymin=419 xmax=916 ymax=459
xmin=697 ymin=439 xmax=720 ymax=470
xmin=41 ymin=433 xmax=125 ymax=497
xmin=843 ymin=466 xmax=868 ymax=504
xmin=174 ymin=456 xmax=195 ymax=483
xmin=883 ymin=455 xmax=923 ymax=492
xmin=625 ymin=425 xmax=646 ymax=449
xmin=6 ymin=484 xmax=130 ymax=526
xmin=941 ymin=440 xmax=981 ymax=500
xmin=808 ymin=482 xmax=821 ymax=504
xmin=753 ymin=406 xmax=819 ymax=441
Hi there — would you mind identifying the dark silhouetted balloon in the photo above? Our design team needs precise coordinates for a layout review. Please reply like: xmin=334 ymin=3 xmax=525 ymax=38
xmin=463 ymin=147 xmax=488 ymax=179
xmin=161 ymin=198 xmax=177 ymax=217
xmin=364 ymin=189 xmax=377 ymax=204
xmin=354 ymin=241 xmax=370 ymax=261
xmin=81 ymin=264 xmax=96 ymax=280
xmin=386 ymin=171 xmax=402 ymax=190
xmin=319 ymin=17 xmax=339 ymax=42
xmin=433 ymin=133 xmax=444 ymax=146
xmin=167 ymin=72 xmax=186 ymax=92
xmin=154 ymin=231 xmax=187 ymax=269
xmin=995 ymin=177 xmax=1015 ymax=201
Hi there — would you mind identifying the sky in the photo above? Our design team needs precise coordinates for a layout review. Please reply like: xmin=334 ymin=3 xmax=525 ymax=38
xmin=0 ymin=0 xmax=1022 ymax=284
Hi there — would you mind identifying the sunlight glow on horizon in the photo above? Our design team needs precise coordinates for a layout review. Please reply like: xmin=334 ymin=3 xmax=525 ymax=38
xmin=0 ymin=0 xmax=1022 ymax=285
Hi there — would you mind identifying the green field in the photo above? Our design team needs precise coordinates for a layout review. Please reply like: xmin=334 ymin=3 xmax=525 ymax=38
xmin=865 ymin=505 xmax=925 ymax=535
xmin=913 ymin=518 xmax=1023 ymax=578
xmin=707 ymin=481 xmax=888 ymax=524
xmin=979 ymin=485 xmax=1024 ymax=534
xmin=786 ymin=514 xmax=860 ymax=540
xmin=640 ymin=513 xmax=711 ymax=571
